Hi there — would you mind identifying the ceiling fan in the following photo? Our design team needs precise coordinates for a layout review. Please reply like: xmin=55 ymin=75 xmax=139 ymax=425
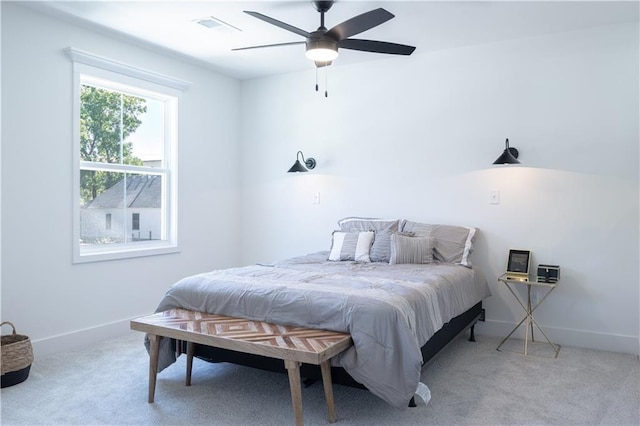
xmin=233 ymin=0 xmax=416 ymax=68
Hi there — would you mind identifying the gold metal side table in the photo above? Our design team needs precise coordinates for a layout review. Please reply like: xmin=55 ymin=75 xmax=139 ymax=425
xmin=496 ymin=273 xmax=561 ymax=358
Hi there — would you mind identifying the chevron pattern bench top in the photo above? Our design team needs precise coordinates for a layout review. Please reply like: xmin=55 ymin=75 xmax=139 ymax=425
xmin=131 ymin=309 xmax=353 ymax=425
xmin=131 ymin=309 xmax=352 ymax=365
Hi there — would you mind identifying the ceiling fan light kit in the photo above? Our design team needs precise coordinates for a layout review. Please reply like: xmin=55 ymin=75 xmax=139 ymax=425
xmin=235 ymin=0 xmax=415 ymax=95
xmin=305 ymin=39 xmax=339 ymax=62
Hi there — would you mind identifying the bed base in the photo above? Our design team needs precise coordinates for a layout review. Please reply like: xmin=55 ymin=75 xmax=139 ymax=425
xmin=189 ymin=301 xmax=483 ymax=392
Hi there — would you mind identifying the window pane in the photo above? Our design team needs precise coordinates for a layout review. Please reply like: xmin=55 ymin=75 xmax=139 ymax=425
xmin=125 ymin=174 xmax=163 ymax=242
xmin=80 ymin=84 xmax=148 ymax=165
xmin=127 ymin=98 xmax=164 ymax=168
xmin=80 ymin=170 xmax=165 ymax=247
xmin=80 ymin=169 xmax=125 ymax=245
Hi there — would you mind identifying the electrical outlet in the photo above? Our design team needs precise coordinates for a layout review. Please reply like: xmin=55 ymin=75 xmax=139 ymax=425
xmin=312 ymin=192 xmax=320 ymax=204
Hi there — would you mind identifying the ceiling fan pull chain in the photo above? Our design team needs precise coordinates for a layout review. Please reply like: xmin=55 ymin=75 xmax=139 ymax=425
xmin=315 ymin=67 xmax=319 ymax=92
xmin=325 ymin=66 xmax=328 ymax=98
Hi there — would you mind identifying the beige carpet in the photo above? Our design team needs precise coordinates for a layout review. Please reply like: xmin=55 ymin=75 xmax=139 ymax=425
xmin=1 ymin=331 xmax=638 ymax=425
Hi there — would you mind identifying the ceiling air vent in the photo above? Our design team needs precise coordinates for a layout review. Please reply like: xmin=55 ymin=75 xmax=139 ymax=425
xmin=195 ymin=16 xmax=241 ymax=32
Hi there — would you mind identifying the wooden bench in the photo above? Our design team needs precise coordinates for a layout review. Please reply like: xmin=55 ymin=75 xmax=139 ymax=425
xmin=130 ymin=309 xmax=353 ymax=426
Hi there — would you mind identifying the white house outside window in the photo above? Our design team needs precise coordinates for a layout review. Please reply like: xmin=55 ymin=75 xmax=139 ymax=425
xmin=67 ymin=48 xmax=189 ymax=263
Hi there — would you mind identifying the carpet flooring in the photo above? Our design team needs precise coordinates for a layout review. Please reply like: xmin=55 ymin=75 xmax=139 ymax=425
xmin=1 ymin=331 xmax=638 ymax=425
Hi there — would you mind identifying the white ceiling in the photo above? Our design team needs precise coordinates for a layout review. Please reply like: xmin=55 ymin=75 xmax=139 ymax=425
xmin=27 ymin=1 xmax=639 ymax=80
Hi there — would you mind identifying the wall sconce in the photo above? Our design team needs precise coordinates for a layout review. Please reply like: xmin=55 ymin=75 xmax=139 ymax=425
xmin=493 ymin=138 xmax=520 ymax=165
xmin=287 ymin=151 xmax=316 ymax=173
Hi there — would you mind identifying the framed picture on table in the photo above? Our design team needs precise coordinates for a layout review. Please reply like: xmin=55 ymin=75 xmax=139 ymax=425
xmin=506 ymin=249 xmax=531 ymax=279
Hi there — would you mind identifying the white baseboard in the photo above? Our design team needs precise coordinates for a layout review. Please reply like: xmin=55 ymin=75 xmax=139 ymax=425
xmin=476 ymin=319 xmax=639 ymax=356
xmin=31 ymin=318 xmax=137 ymax=360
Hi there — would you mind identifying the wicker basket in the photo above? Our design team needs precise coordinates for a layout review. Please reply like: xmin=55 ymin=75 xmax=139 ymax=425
xmin=1 ymin=321 xmax=33 ymax=388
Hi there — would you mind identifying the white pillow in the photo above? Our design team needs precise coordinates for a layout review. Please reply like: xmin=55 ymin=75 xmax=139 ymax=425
xmin=328 ymin=231 xmax=375 ymax=263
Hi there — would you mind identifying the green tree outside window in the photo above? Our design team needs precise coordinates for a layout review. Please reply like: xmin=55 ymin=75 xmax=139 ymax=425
xmin=80 ymin=85 xmax=146 ymax=204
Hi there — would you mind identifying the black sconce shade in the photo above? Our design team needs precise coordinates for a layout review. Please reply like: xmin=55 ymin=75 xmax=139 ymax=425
xmin=288 ymin=151 xmax=316 ymax=173
xmin=493 ymin=138 xmax=520 ymax=165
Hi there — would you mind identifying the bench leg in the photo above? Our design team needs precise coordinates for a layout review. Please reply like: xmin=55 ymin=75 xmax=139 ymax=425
xmin=148 ymin=334 xmax=159 ymax=403
xmin=284 ymin=359 xmax=304 ymax=426
xmin=320 ymin=360 xmax=336 ymax=423
xmin=186 ymin=341 xmax=194 ymax=386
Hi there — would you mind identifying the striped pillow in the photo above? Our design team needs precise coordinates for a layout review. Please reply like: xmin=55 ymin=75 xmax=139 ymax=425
xmin=328 ymin=231 xmax=375 ymax=263
xmin=337 ymin=217 xmax=399 ymax=263
xmin=389 ymin=234 xmax=434 ymax=265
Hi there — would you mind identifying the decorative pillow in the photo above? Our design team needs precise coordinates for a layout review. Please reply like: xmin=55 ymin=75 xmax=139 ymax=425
xmin=337 ymin=217 xmax=399 ymax=263
xmin=400 ymin=220 xmax=477 ymax=266
xmin=328 ymin=231 xmax=375 ymax=263
xmin=389 ymin=234 xmax=434 ymax=265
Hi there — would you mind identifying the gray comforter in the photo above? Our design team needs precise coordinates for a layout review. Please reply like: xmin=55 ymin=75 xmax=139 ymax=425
xmin=152 ymin=252 xmax=490 ymax=408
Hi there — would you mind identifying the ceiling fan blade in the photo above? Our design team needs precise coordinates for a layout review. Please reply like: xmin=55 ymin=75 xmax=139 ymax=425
xmin=339 ymin=39 xmax=416 ymax=55
xmin=232 ymin=41 xmax=305 ymax=51
xmin=244 ymin=11 xmax=311 ymax=38
xmin=325 ymin=8 xmax=394 ymax=41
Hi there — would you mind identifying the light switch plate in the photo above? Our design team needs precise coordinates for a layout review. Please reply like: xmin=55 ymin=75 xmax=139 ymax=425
xmin=490 ymin=189 xmax=500 ymax=205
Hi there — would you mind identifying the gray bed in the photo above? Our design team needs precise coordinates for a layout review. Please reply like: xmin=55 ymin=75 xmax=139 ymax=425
xmin=152 ymin=245 xmax=490 ymax=408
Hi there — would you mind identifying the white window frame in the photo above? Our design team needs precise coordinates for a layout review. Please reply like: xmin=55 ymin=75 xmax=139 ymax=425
xmin=67 ymin=48 xmax=190 ymax=263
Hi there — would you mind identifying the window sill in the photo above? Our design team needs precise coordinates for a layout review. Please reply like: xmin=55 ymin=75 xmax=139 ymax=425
xmin=73 ymin=241 xmax=180 ymax=264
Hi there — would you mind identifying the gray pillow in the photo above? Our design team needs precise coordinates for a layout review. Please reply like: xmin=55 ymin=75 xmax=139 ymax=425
xmin=337 ymin=217 xmax=399 ymax=263
xmin=389 ymin=234 xmax=434 ymax=265
xmin=400 ymin=220 xmax=477 ymax=266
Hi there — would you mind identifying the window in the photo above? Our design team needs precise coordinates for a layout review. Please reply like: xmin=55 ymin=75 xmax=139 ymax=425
xmin=132 ymin=213 xmax=140 ymax=231
xmin=68 ymin=48 xmax=189 ymax=263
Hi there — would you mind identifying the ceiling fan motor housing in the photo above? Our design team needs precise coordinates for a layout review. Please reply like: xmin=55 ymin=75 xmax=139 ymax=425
xmin=313 ymin=1 xmax=334 ymax=13
xmin=305 ymin=31 xmax=339 ymax=61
